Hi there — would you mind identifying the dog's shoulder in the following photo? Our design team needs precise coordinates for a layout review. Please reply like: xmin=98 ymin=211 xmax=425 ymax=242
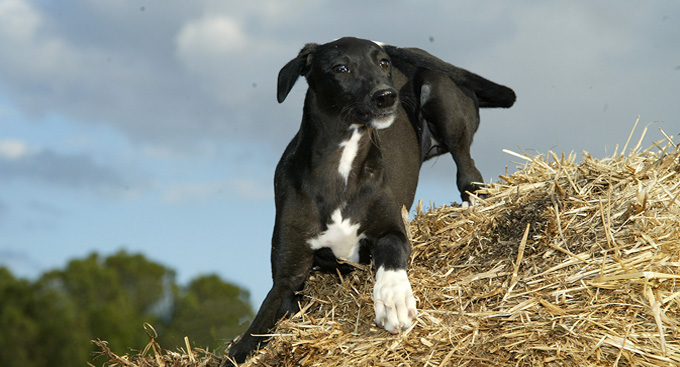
xmin=274 ymin=132 xmax=305 ymax=195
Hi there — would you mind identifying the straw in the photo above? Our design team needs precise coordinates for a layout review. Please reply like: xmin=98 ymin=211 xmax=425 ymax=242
xmin=95 ymin=126 xmax=680 ymax=367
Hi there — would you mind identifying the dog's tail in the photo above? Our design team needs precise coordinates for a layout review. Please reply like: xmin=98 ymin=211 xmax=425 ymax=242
xmin=384 ymin=46 xmax=516 ymax=108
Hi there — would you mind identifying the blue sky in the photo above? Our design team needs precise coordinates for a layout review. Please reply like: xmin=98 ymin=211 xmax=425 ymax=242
xmin=1 ymin=0 xmax=678 ymax=308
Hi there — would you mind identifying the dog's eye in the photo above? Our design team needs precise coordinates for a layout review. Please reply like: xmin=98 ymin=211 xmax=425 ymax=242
xmin=332 ymin=65 xmax=350 ymax=74
xmin=379 ymin=59 xmax=390 ymax=69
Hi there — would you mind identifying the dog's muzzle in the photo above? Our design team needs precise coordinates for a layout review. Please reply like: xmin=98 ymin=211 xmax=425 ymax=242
xmin=353 ymin=88 xmax=398 ymax=129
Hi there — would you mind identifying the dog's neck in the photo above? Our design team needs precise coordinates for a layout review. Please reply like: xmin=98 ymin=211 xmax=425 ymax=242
xmin=300 ymin=102 xmax=384 ymax=191
xmin=336 ymin=124 xmax=365 ymax=185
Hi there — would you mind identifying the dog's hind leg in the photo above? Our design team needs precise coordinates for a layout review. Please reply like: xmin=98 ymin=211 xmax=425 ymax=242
xmin=226 ymin=245 xmax=314 ymax=365
xmin=418 ymin=70 xmax=484 ymax=202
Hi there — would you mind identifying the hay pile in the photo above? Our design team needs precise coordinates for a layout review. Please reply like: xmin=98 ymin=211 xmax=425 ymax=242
xmin=91 ymin=326 xmax=222 ymax=367
xmin=97 ymin=126 xmax=680 ymax=367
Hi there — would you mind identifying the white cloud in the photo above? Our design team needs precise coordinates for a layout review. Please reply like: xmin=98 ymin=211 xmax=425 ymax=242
xmin=506 ymin=2 xmax=634 ymax=71
xmin=0 ymin=0 xmax=677 ymax=160
xmin=176 ymin=15 xmax=248 ymax=67
xmin=163 ymin=178 xmax=272 ymax=204
xmin=0 ymin=0 xmax=39 ymax=39
xmin=0 ymin=147 xmax=125 ymax=191
xmin=0 ymin=0 xmax=79 ymax=80
xmin=227 ymin=178 xmax=273 ymax=201
xmin=0 ymin=139 xmax=29 ymax=160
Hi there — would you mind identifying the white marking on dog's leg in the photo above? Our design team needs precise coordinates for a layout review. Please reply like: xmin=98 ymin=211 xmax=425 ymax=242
xmin=338 ymin=126 xmax=363 ymax=184
xmin=420 ymin=84 xmax=432 ymax=105
xmin=373 ymin=266 xmax=417 ymax=333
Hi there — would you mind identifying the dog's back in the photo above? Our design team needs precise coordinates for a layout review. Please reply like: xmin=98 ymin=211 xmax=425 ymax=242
xmin=384 ymin=45 xmax=516 ymax=108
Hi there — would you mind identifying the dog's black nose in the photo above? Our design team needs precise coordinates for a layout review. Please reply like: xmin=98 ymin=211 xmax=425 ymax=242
xmin=372 ymin=88 xmax=397 ymax=109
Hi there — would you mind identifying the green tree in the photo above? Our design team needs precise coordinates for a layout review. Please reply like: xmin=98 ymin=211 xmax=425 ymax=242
xmin=104 ymin=251 xmax=177 ymax=320
xmin=0 ymin=252 xmax=254 ymax=365
xmin=0 ymin=267 xmax=88 ymax=367
xmin=40 ymin=251 xmax=177 ymax=355
xmin=160 ymin=274 xmax=253 ymax=351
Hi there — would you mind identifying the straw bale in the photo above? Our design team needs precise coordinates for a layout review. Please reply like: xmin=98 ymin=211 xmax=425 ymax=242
xmin=96 ymin=127 xmax=680 ymax=367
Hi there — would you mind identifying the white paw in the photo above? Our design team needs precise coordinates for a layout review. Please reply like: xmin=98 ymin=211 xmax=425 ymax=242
xmin=373 ymin=267 xmax=417 ymax=333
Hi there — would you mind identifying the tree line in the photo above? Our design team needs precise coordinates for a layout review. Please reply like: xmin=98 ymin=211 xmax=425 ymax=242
xmin=0 ymin=251 xmax=253 ymax=367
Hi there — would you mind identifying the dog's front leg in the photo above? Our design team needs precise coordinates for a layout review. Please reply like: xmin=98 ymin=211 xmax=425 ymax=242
xmin=227 ymin=243 xmax=314 ymax=365
xmin=371 ymin=232 xmax=417 ymax=333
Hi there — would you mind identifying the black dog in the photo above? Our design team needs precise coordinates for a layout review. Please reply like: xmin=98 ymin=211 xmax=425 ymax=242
xmin=226 ymin=37 xmax=515 ymax=364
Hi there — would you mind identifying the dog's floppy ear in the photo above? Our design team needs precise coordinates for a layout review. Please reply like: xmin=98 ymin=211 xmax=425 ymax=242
xmin=277 ymin=43 xmax=318 ymax=103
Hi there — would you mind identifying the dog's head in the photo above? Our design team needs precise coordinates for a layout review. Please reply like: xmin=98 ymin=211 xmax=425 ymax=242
xmin=277 ymin=37 xmax=398 ymax=129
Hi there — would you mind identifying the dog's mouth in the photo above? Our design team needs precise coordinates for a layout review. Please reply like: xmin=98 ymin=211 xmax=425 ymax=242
xmin=353 ymin=110 xmax=397 ymax=129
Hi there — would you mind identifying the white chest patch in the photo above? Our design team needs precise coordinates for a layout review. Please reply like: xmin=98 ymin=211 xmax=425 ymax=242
xmin=307 ymin=207 xmax=364 ymax=263
xmin=337 ymin=126 xmax=363 ymax=184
